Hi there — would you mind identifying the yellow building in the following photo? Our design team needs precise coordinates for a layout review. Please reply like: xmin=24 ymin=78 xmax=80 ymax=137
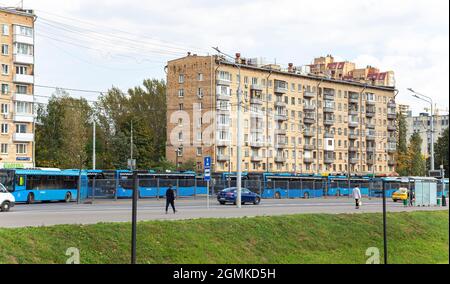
xmin=166 ymin=53 xmax=397 ymax=176
xmin=0 ymin=7 xmax=35 ymax=169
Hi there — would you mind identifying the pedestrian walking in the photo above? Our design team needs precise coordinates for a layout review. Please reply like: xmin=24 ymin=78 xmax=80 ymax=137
xmin=165 ymin=184 xmax=177 ymax=214
xmin=409 ymin=189 xmax=415 ymax=207
xmin=353 ymin=185 xmax=362 ymax=209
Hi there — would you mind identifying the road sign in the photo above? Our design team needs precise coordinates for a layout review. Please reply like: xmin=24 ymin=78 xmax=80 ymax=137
xmin=204 ymin=156 xmax=211 ymax=181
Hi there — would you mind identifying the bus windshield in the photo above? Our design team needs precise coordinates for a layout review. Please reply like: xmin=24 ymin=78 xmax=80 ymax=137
xmin=0 ymin=170 xmax=15 ymax=192
xmin=0 ymin=183 xmax=7 ymax=193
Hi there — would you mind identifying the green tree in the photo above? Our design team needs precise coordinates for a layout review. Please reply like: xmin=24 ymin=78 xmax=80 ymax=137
xmin=408 ymin=132 xmax=426 ymax=176
xmin=395 ymin=113 xmax=409 ymax=176
xmin=434 ymin=127 xmax=449 ymax=177
xmin=178 ymin=158 xmax=197 ymax=172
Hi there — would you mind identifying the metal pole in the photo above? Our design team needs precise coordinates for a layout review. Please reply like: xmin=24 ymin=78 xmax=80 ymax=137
xmin=207 ymin=180 xmax=210 ymax=209
xmin=430 ymin=102 xmax=435 ymax=171
xmin=130 ymin=120 xmax=133 ymax=161
xmin=382 ymin=179 xmax=388 ymax=264
xmin=131 ymin=171 xmax=138 ymax=264
xmin=236 ymin=65 xmax=242 ymax=208
xmin=93 ymin=120 xmax=96 ymax=170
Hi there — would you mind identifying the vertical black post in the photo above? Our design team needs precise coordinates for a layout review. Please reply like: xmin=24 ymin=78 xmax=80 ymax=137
xmin=131 ymin=171 xmax=138 ymax=264
xmin=77 ymin=169 xmax=82 ymax=204
xmin=382 ymin=179 xmax=388 ymax=264
xmin=92 ymin=176 xmax=96 ymax=203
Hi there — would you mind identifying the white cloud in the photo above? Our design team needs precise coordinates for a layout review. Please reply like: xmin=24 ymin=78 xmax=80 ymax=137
xmin=2 ymin=0 xmax=448 ymax=114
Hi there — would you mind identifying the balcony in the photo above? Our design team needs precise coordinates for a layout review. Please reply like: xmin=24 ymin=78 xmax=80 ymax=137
xmin=388 ymin=101 xmax=396 ymax=108
xmin=388 ymin=136 xmax=396 ymax=143
xmin=366 ymin=147 xmax=376 ymax=153
xmin=324 ymin=93 xmax=335 ymax=101
xmin=348 ymin=121 xmax=359 ymax=128
xmin=13 ymin=74 xmax=34 ymax=84
xmin=303 ymin=157 xmax=314 ymax=164
xmin=366 ymin=99 xmax=376 ymax=105
xmin=274 ymin=129 xmax=287 ymax=135
xmin=324 ymin=156 xmax=335 ymax=164
xmin=274 ymin=81 xmax=288 ymax=94
xmin=387 ymin=146 xmax=397 ymax=154
xmin=349 ymin=133 xmax=359 ymax=140
xmin=276 ymin=139 xmax=287 ymax=148
xmin=275 ymin=101 xmax=287 ymax=108
xmin=348 ymin=109 xmax=359 ymax=116
xmin=217 ymin=155 xmax=230 ymax=162
xmin=366 ymin=133 xmax=376 ymax=141
xmin=304 ymin=129 xmax=314 ymax=137
xmin=304 ymin=144 xmax=315 ymax=151
xmin=304 ymin=91 xmax=315 ymax=98
xmin=323 ymin=106 xmax=334 ymax=113
xmin=250 ymin=98 xmax=263 ymax=105
xmin=251 ymin=155 xmax=263 ymax=162
xmin=251 ymin=84 xmax=264 ymax=92
xmin=217 ymin=93 xmax=231 ymax=101
xmin=304 ymin=117 xmax=315 ymax=124
xmin=13 ymin=133 xmax=34 ymax=142
xmin=13 ymin=93 xmax=34 ymax=103
xmin=13 ymin=113 xmax=34 ymax=123
xmin=274 ymin=114 xmax=288 ymax=121
xmin=217 ymin=140 xmax=230 ymax=147
xmin=387 ymin=125 xmax=396 ymax=132
xmin=349 ymin=146 xmax=358 ymax=152
xmin=388 ymin=160 xmax=396 ymax=166
xmin=13 ymin=54 xmax=34 ymax=65
xmin=13 ymin=34 xmax=34 ymax=45
xmin=366 ymin=110 xmax=375 ymax=118
xmin=216 ymin=77 xmax=231 ymax=86
xmin=323 ymin=119 xmax=335 ymax=126
xmin=250 ymin=141 xmax=264 ymax=148
xmin=349 ymin=158 xmax=359 ymax=164
xmin=324 ymin=132 xmax=334 ymax=139
xmin=366 ymin=123 xmax=376 ymax=129
xmin=303 ymin=104 xmax=315 ymax=111
xmin=349 ymin=95 xmax=359 ymax=104
xmin=387 ymin=113 xmax=396 ymax=120
xmin=275 ymin=156 xmax=286 ymax=163
xmin=367 ymin=158 xmax=374 ymax=165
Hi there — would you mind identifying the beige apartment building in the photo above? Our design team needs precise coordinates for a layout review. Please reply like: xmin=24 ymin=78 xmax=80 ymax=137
xmin=166 ymin=53 xmax=397 ymax=175
xmin=0 ymin=7 xmax=35 ymax=169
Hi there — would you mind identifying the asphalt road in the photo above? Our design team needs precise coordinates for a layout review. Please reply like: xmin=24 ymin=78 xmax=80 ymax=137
xmin=1 ymin=197 xmax=448 ymax=228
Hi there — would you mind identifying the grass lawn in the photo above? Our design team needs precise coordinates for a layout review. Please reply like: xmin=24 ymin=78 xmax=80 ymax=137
xmin=0 ymin=211 xmax=448 ymax=264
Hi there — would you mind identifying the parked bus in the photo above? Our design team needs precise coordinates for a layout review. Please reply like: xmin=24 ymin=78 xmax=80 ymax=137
xmin=0 ymin=169 xmax=88 ymax=204
xmin=261 ymin=173 xmax=325 ymax=199
xmin=115 ymin=171 xmax=208 ymax=198
xmin=326 ymin=176 xmax=371 ymax=197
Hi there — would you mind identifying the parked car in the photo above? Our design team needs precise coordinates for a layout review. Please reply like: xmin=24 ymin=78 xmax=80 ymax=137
xmin=217 ymin=187 xmax=261 ymax=205
xmin=0 ymin=183 xmax=15 ymax=212
xmin=392 ymin=188 xmax=409 ymax=202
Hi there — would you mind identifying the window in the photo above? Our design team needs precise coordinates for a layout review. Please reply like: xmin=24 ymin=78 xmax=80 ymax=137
xmin=178 ymin=89 xmax=184 ymax=98
xmin=2 ymin=24 xmax=9 ymax=36
xmin=17 ymin=25 xmax=33 ymax=37
xmin=15 ymin=102 xmax=31 ymax=114
xmin=16 ymin=144 xmax=27 ymax=154
xmin=14 ymin=43 xmax=33 ymax=56
xmin=1 ymin=44 xmax=8 ymax=55
xmin=197 ymin=73 xmax=203 ymax=81
xmin=1 ymin=103 xmax=8 ymax=114
xmin=16 ymin=124 xmax=27 ymax=134
xmin=16 ymin=85 xmax=27 ymax=94
xmin=16 ymin=65 xmax=27 ymax=75
xmin=1 ymin=83 xmax=8 ymax=95
xmin=1 ymin=64 xmax=9 ymax=75
xmin=178 ymin=74 xmax=185 ymax=83
xmin=0 ymin=143 xmax=7 ymax=154
xmin=196 ymin=147 xmax=202 ymax=156
xmin=1 ymin=123 xmax=8 ymax=134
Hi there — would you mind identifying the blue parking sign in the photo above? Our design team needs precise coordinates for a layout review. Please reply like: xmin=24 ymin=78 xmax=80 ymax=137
xmin=204 ymin=156 xmax=211 ymax=169
xmin=204 ymin=156 xmax=211 ymax=181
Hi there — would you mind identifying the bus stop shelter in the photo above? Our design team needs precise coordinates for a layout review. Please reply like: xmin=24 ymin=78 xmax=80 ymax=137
xmin=410 ymin=177 xmax=438 ymax=206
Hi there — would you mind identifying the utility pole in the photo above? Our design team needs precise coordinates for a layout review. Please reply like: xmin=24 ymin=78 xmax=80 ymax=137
xmin=93 ymin=119 xmax=96 ymax=170
xmin=212 ymin=47 xmax=242 ymax=208
xmin=130 ymin=120 xmax=134 ymax=161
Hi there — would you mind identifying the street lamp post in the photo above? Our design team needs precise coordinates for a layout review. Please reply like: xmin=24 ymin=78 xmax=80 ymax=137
xmin=408 ymin=88 xmax=435 ymax=171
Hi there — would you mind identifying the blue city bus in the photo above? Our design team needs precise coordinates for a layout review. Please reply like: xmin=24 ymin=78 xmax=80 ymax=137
xmin=436 ymin=178 xmax=448 ymax=198
xmin=116 ymin=171 xmax=207 ymax=198
xmin=326 ymin=176 xmax=371 ymax=197
xmin=0 ymin=169 xmax=88 ymax=203
xmin=87 ymin=170 xmax=119 ymax=198
xmin=261 ymin=173 xmax=325 ymax=199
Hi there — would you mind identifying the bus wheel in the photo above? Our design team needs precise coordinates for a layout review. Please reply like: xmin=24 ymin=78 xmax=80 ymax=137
xmin=304 ymin=192 xmax=310 ymax=199
xmin=275 ymin=192 xmax=281 ymax=199
xmin=1 ymin=201 xmax=11 ymax=212
xmin=27 ymin=193 xmax=35 ymax=204
xmin=64 ymin=192 xmax=72 ymax=203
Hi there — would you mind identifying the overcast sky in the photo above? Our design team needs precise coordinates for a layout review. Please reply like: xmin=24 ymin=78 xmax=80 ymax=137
xmin=3 ymin=0 xmax=449 ymax=115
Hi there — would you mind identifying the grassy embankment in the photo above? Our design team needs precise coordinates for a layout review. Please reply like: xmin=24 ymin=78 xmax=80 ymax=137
xmin=0 ymin=211 xmax=448 ymax=264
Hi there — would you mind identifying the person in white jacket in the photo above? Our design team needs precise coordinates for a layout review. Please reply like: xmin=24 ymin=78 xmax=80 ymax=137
xmin=353 ymin=186 xmax=362 ymax=209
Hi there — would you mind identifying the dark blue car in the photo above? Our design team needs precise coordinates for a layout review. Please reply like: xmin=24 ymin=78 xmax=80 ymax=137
xmin=217 ymin=187 xmax=261 ymax=205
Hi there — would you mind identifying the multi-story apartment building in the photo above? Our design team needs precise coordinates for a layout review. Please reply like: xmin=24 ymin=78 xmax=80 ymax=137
xmin=0 ymin=7 xmax=35 ymax=169
xmin=397 ymin=104 xmax=411 ymax=117
xmin=166 ymin=53 xmax=397 ymax=175
xmin=406 ymin=113 xmax=449 ymax=159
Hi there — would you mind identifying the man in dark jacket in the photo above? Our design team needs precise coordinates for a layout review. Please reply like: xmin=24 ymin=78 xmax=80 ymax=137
xmin=166 ymin=184 xmax=177 ymax=214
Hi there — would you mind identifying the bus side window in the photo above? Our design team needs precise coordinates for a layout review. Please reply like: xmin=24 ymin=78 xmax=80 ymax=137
xmin=16 ymin=175 xmax=25 ymax=187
